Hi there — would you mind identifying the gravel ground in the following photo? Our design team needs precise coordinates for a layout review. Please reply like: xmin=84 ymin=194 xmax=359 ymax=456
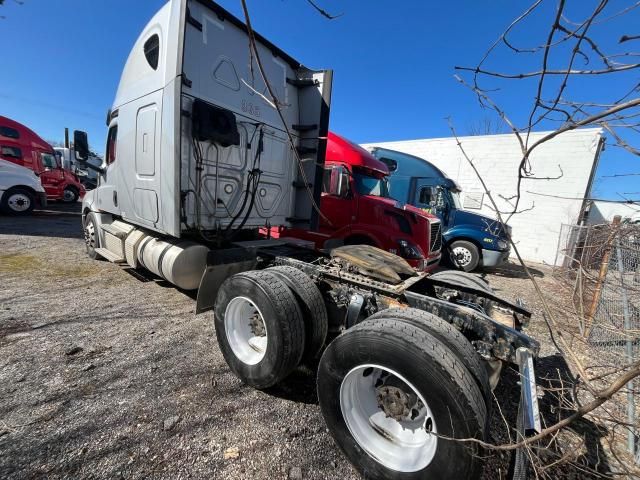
xmin=0 ymin=204 xmax=604 ymax=479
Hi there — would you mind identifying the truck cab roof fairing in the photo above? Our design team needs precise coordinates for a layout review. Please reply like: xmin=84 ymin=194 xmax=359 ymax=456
xmin=112 ymin=0 xmax=310 ymax=113
xmin=328 ymin=133 xmax=389 ymax=177
xmin=112 ymin=1 xmax=186 ymax=110
xmin=371 ymin=147 xmax=448 ymax=180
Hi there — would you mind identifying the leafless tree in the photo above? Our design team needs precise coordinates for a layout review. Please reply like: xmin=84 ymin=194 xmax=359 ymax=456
xmin=467 ymin=115 xmax=508 ymax=136
xmin=242 ymin=0 xmax=640 ymax=475
xmin=451 ymin=1 xmax=640 ymax=476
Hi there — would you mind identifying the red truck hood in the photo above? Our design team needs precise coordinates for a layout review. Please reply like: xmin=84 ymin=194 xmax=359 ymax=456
xmin=403 ymin=203 xmax=439 ymax=221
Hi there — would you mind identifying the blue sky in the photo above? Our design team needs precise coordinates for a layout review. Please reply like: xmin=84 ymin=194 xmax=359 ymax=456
xmin=1 ymin=0 xmax=638 ymax=199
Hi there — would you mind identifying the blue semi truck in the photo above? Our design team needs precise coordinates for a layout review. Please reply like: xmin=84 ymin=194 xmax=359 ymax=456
xmin=369 ymin=147 xmax=511 ymax=271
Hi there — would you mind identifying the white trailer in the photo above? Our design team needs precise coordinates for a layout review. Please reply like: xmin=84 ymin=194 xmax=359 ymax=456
xmin=73 ymin=1 xmax=541 ymax=478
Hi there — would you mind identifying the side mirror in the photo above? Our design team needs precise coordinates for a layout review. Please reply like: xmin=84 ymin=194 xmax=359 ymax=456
xmin=329 ymin=167 xmax=350 ymax=198
xmin=73 ymin=130 xmax=89 ymax=163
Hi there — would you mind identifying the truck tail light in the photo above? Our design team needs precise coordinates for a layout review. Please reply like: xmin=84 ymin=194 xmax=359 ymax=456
xmin=396 ymin=239 xmax=424 ymax=260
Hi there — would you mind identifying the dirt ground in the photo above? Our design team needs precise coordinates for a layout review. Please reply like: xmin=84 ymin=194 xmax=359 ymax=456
xmin=0 ymin=204 xmax=607 ymax=479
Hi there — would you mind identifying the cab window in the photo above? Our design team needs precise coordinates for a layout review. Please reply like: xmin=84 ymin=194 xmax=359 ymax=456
xmin=106 ymin=126 xmax=118 ymax=165
xmin=41 ymin=152 xmax=58 ymax=169
xmin=144 ymin=34 xmax=160 ymax=70
xmin=322 ymin=166 xmax=349 ymax=197
xmin=0 ymin=126 xmax=20 ymax=139
xmin=0 ymin=146 xmax=22 ymax=159
xmin=419 ymin=186 xmax=435 ymax=205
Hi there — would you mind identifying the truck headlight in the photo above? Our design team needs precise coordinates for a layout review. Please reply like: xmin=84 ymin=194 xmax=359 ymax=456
xmin=396 ymin=239 xmax=424 ymax=259
xmin=498 ymin=239 xmax=509 ymax=250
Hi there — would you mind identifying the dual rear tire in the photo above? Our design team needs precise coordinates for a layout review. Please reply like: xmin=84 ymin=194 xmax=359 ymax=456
xmin=214 ymin=271 xmax=489 ymax=479
xmin=214 ymin=267 xmax=328 ymax=389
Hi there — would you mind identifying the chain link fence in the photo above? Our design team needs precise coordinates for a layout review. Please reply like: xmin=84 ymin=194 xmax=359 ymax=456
xmin=554 ymin=218 xmax=640 ymax=461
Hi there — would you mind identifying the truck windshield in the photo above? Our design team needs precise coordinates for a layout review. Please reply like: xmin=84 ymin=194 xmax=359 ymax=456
xmin=354 ymin=172 xmax=390 ymax=198
xmin=449 ymin=191 xmax=462 ymax=209
xmin=41 ymin=153 xmax=58 ymax=169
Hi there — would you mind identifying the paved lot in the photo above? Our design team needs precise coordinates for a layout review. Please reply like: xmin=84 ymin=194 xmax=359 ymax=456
xmin=0 ymin=204 xmax=603 ymax=479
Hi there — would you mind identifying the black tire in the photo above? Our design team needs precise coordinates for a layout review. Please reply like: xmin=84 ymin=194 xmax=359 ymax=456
xmin=83 ymin=212 xmax=101 ymax=260
xmin=430 ymin=270 xmax=495 ymax=316
xmin=266 ymin=266 xmax=328 ymax=362
xmin=0 ymin=187 xmax=35 ymax=216
xmin=449 ymin=240 xmax=480 ymax=272
xmin=62 ymin=185 xmax=79 ymax=203
xmin=214 ymin=270 xmax=305 ymax=389
xmin=318 ymin=319 xmax=487 ymax=480
xmin=367 ymin=307 xmax=491 ymax=406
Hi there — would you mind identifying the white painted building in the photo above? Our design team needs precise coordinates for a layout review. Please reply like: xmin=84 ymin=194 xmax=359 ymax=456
xmin=586 ymin=199 xmax=640 ymax=225
xmin=362 ymin=128 xmax=604 ymax=266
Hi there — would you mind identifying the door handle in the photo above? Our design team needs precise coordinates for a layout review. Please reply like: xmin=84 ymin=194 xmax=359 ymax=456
xmin=113 ymin=191 xmax=118 ymax=207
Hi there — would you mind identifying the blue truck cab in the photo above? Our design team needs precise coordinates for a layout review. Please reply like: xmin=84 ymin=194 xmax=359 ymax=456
xmin=369 ymin=147 xmax=511 ymax=271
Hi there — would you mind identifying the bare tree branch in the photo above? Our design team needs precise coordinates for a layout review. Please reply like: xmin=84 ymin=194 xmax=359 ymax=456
xmin=305 ymin=0 xmax=343 ymax=20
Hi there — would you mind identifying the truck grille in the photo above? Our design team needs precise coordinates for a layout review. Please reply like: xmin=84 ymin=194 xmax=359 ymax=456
xmin=430 ymin=222 xmax=442 ymax=252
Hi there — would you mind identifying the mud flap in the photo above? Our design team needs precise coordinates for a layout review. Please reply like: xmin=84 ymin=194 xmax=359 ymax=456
xmin=195 ymin=248 xmax=256 ymax=314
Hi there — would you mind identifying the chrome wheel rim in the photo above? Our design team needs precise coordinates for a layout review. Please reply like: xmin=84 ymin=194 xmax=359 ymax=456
xmin=340 ymin=364 xmax=437 ymax=472
xmin=84 ymin=220 xmax=96 ymax=249
xmin=7 ymin=193 xmax=31 ymax=212
xmin=224 ymin=296 xmax=268 ymax=365
xmin=452 ymin=246 xmax=472 ymax=267
xmin=63 ymin=188 xmax=76 ymax=202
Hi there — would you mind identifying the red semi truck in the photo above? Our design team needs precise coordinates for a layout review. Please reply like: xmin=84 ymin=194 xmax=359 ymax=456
xmin=0 ymin=116 xmax=86 ymax=203
xmin=277 ymin=132 xmax=442 ymax=271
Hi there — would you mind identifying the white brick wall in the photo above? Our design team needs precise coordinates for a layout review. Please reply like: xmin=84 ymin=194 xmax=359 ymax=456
xmin=588 ymin=200 xmax=640 ymax=224
xmin=362 ymin=128 xmax=603 ymax=266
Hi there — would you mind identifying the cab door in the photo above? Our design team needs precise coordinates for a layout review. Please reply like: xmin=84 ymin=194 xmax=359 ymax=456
xmin=413 ymin=178 xmax=449 ymax=226
xmin=96 ymin=124 xmax=120 ymax=213
xmin=319 ymin=165 xmax=353 ymax=234
xmin=39 ymin=151 xmax=64 ymax=199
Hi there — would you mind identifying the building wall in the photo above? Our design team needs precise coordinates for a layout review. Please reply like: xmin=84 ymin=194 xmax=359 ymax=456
xmin=587 ymin=200 xmax=640 ymax=225
xmin=362 ymin=128 xmax=603 ymax=266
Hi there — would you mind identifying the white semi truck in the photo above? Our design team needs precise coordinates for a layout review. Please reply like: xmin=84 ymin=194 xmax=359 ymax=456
xmin=0 ymin=159 xmax=47 ymax=215
xmin=73 ymin=1 xmax=541 ymax=478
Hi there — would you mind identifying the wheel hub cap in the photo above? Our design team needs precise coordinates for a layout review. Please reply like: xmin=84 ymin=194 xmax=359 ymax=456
xmin=8 ymin=194 xmax=31 ymax=212
xmin=224 ymin=296 xmax=268 ymax=365
xmin=452 ymin=247 xmax=472 ymax=266
xmin=340 ymin=364 xmax=437 ymax=472
xmin=84 ymin=221 xmax=95 ymax=248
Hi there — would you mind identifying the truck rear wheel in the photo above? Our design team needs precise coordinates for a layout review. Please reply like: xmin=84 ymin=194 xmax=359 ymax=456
xmin=214 ymin=270 xmax=305 ymax=389
xmin=317 ymin=319 xmax=487 ymax=480
xmin=366 ymin=307 xmax=491 ymax=406
xmin=266 ymin=265 xmax=328 ymax=362
xmin=449 ymin=240 xmax=480 ymax=272
xmin=1 ymin=187 xmax=35 ymax=216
